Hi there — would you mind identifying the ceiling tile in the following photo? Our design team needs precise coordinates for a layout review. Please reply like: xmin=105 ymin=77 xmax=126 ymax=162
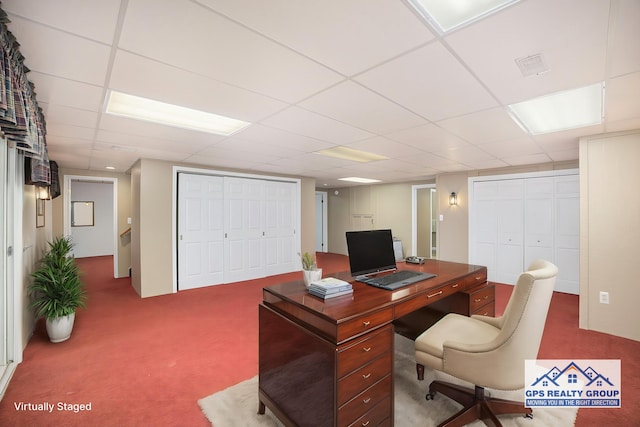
xmin=436 ymin=107 xmax=525 ymax=144
xmin=7 ymin=16 xmax=111 ymax=86
xmin=261 ymin=106 xmax=375 ymax=144
xmin=42 ymin=104 xmax=99 ymax=129
xmin=607 ymin=0 xmax=640 ymax=78
xmin=95 ymin=130 xmax=209 ymax=154
xmin=605 ymin=72 xmax=640 ymax=122
xmin=27 ymin=72 xmax=104 ymax=112
xmin=384 ymin=123 xmax=469 ymax=152
xmin=356 ymin=42 xmax=498 ymax=121
xmin=300 ymin=81 xmax=427 ymax=134
xmin=232 ymin=124 xmax=334 ymax=153
xmin=345 ymin=136 xmax=424 ymax=158
xmin=196 ymin=0 xmax=435 ymax=76
xmin=445 ymin=0 xmax=610 ymax=104
xmin=3 ymin=0 xmax=121 ymax=44
xmin=480 ymin=137 xmax=543 ymax=159
xmin=118 ymin=0 xmax=342 ymax=103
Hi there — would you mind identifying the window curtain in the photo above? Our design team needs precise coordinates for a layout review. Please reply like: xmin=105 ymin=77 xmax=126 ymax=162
xmin=0 ymin=5 xmax=50 ymax=187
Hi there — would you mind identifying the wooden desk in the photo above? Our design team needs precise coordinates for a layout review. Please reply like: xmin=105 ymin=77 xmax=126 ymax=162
xmin=258 ymin=259 xmax=489 ymax=427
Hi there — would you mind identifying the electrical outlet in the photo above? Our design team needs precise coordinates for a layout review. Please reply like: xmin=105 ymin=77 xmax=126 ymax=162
xmin=599 ymin=291 xmax=609 ymax=304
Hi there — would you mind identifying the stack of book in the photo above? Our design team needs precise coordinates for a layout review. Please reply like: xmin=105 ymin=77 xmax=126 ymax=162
xmin=308 ymin=277 xmax=353 ymax=299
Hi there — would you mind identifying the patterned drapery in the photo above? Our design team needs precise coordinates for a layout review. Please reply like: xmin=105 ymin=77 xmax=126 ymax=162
xmin=0 ymin=5 xmax=49 ymax=185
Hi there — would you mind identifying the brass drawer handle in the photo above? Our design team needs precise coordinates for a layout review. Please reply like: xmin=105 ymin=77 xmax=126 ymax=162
xmin=363 ymin=347 xmax=372 ymax=352
xmin=362 ymin=321 xmax=371 ymax=327
xmin=427 ymin=290 xmax=443 ymax=298
xmin=363 ymin=397 xmax=371 ymax=404
xmin=474 ymin=298 xmax=481 ymax=303
xmin=452 ymin=283 xmax=459 ymax=288
xmin=362 ymin=373 xmax=371 ymax=379
xmin=475 ymin=276 xmax=482 ymax=280
xmin=362 ymin=422 xmax=370 ymax=427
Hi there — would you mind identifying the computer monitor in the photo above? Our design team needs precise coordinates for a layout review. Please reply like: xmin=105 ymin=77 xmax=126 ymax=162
xmin=346 ymin=229 xmax=397 ymax=278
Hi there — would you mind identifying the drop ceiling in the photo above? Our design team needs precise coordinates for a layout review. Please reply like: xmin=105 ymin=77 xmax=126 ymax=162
xmin=3 ymin=0 xmax=640 ymax=187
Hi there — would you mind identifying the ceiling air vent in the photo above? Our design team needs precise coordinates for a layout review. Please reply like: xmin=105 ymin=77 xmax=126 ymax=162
xmin=515 ymin=53 xmax=549 ymax=77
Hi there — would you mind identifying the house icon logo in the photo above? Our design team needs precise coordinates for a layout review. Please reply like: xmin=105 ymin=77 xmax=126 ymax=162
xmin=524 ymin=359 xmax=621 ymax=408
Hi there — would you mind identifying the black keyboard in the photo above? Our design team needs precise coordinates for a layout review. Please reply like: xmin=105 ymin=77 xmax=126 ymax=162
xmin=359 ymin=270 xmax=436 ymax=290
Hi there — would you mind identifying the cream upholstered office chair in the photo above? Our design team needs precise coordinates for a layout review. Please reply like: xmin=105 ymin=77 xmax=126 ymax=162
xmin=414 ymin=259 xmax=558 ymax=427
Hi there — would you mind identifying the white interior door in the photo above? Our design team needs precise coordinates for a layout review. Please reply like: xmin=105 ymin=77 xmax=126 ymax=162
xmin=471 ymin=181 xmax=499 ymax=282
xmin=470 ymin=171 xmax=579 ymax=293
xmin=524 ymin=177 xmax=554 ymax=268
xmin=554 ymin=175 xmax=580 ymax=294
xmin=178 ymin=173 xmax=224 ymax=290
xmin=264 ymin=181 xmax=297 ymax=275
xmin=496 ymin=180 xmax=524 ymax=284
xmin=224 ymin=177 xmax=264 ymax=283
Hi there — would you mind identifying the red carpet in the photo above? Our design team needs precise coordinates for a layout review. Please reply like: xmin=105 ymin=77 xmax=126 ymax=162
xmin=0 ymin=253 xmax=637 ymax=426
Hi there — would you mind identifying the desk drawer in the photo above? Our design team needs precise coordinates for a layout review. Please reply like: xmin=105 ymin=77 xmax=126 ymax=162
xmin=338 ymin=352 xmax=392 ymax=406
xmin=467 ymin=283 xmax=495 ymax=313
xmin=453 ymin=269 xmax=487 ymax=290
xmin=345 ymin=395 xmax=391 ymax=427
xmin=338 ymin=308 xmax=393 ymax=343
xmin=394 ymin=283 xmax=460 ymax=318
xmin=338 ymin=326 xmax=392 ymax=378
xmin=338 ymin=375 xmax=391 ymax=426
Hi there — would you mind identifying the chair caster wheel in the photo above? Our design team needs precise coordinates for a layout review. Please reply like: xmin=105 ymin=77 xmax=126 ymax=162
xmin=425 ymin=392 xmax=436 ymax=401
xmin=524 ymin=413 xmax=533 ymax=419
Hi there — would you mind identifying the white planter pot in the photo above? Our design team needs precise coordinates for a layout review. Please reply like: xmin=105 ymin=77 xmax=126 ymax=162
xmin=46 ymin=313 xmax=76 ymax=343
xmin=302 ymin=268 xmax=322 ymax=288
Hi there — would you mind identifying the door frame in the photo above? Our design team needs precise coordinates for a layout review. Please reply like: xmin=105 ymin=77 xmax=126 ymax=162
xmin=411 ymin=184 xmax=436 ymax=258
xmin=63 ymin=175 xmax=119 ymax=277
xmin=172 ymin=166 xmax=301 ymax=293
xmin=315 ymin=191 xmax=328 ymax=253
xmin=0 ymin=140 xmax=24 ymax=398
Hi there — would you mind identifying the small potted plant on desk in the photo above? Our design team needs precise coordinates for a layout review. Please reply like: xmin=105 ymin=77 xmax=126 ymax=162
xmin=29 ymin=236 xmax=86 ymax=343
xmin=300 ymin=251 xmax=322 ymax=289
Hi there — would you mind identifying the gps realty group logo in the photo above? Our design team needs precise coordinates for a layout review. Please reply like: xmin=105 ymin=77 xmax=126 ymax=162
xmin=524 ymin=359 xmax=621 ymax=408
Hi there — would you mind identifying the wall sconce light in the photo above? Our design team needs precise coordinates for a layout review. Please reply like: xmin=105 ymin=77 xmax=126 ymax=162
xmin=36 ymin=185 xmax=51 ymax=200
xmin=449 ymin=192 xmax=458 ymax=206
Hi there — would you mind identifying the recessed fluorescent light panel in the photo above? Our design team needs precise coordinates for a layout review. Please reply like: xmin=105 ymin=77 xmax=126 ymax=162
xmin=315 ymin=146 xmax=388 ymax=163
xmin=407 ymin=0 xmax=521 ymax=33
xmin=105 ymin=90 xmax=251 ymax=136
xmin=508 ymin=83 xmax=604 ymax=135
xmin=339 ymin=177 xmax=382 ymax=184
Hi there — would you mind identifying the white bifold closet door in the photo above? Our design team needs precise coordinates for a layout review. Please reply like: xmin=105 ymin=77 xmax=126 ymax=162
xmin=470 ymin=173 xmax=579 ymax=294
xmin=178 ymin=174 xmax=297 ymax=290
xmin=178 ymin=173 xmax=225 ymax=290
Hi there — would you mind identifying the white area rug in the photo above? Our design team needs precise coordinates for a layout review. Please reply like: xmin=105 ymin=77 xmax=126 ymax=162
xmin=199 ymin=335 xmax=577 ymax=426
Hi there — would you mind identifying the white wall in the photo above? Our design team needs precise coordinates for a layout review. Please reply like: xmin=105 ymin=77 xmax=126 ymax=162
xmin=70 ymin=181 xmax=114 ymax=258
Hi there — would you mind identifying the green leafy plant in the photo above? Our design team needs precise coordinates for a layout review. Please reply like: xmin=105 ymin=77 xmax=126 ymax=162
xmin=299 ymin=252 xmax=316 ymax=271
xmin=29 ymin=236 xmax=86 ymax=320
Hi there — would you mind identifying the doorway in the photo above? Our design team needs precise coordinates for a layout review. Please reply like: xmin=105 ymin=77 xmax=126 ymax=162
xmin=63 ymin=176 xmax=118 ymax=277
xmin=315 ymin=191 xmax=327 ymax=253
xmin=411 ymin=184 xmax=437 ymax=258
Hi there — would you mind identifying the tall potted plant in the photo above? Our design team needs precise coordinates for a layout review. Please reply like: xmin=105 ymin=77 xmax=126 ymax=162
xmin=29 ymin=236 xmax=86 ymax=343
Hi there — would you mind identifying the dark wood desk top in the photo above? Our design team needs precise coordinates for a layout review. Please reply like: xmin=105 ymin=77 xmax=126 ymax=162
xmin=263 ymin=259 xmax=487 ymax=344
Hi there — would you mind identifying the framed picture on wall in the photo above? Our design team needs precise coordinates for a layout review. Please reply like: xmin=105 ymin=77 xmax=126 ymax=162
xmin=36 ymin=198 xmax=45 ymax=228
xmin=71 ymin=201 xmax=94 ymax=227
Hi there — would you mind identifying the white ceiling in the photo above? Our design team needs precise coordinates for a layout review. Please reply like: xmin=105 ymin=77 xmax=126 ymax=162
xmin=3 ymin=0 xmax=640 ymax=187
